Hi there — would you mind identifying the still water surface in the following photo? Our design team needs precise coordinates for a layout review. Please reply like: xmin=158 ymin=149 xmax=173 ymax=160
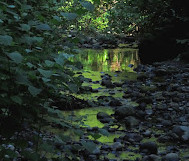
xmin=71 ymin=48 xmax=140 ymax=72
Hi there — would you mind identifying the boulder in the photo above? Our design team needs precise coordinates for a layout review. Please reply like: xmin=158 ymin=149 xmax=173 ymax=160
xmin=97 ymin=112 xmax=114 ymax=123
xmin=139 ymin=142 xmax=158 ymax=154
xmin=162 ymin=153 xmax=179 ymax=161
xmin=114 ymin=106 xmax=135 ymax=119
xmin=124 ymin=116 xmax=140 ymax=128
xmin=172 ymin=125 xmax=189 ymax=141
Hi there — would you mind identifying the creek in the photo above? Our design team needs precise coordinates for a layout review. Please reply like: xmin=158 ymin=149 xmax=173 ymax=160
xmin=48 ymin=48 xmax=189 ymax=160
xmin=64 ymin=48 xmax=143 ymax=160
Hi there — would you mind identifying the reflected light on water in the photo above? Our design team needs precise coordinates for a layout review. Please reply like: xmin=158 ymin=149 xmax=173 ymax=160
xmin=70 ymin=48 xmax=140 ymax=72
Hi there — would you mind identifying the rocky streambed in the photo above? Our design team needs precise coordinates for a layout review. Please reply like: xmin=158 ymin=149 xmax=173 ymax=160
xmin=64 ymin=61 xmax=189 ymax=161
xmin=1 ymin=55 xmax=188 ymax=161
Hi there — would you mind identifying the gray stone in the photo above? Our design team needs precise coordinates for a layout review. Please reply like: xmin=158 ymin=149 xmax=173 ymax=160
xmin=97 ymin=112 xmax=113 ymax=123
xmin=162 ymin=153 xmax=179 ymax=161
xmin=111 ymin=142 xmax=123 ymax=150
xmin=142 ymin=154 xmax=161 ymax=161
xmin=124 ymin=116 xmax=140 ymax=128
xmin=172 ymin=125 xmax=189 ymax=141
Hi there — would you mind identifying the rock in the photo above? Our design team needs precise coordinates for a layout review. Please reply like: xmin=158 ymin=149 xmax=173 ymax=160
xmin=142 ymin=154 xmax=161 ymax=161
xmin=137 ymin=74 xmax=148 ymax=81
xmin=101 ymin=79 xmax=115 ymax=88
xmin=109 ymin=99 xmax=122 ymax=106
xmin=172 ymin=125 xmax=189 ymax=141
xmin=154 ymin=68 xmax=168 ymax=76
xmin=115 ymin=106 xmax=135 ymax=119
xmin=143 ymin=130 xmax=152 ymax=137
xmin=162 ymin=153 xmax=179 ymax=161
xmin=92 ymin=147 xmax=100 ymax=155
xmin=97 ymin=112 xmax=113 ymax=123
xmin=123 ymin=133 xmax=143 ymax=142
xmin=139 ymin=142 xmax=158 ymax=154
xmin=136 ymin=97 xmax=153 ymax=104
xmin=113 ymin=82 xmax=123 ymax=87
xmin=83 ymin=43 xmax=92 ymax=48
xmin=111 ymin=142 xmax=123 ymax=150
xmin=124 ymin=116 xmax=140 ymax=128
xmin=97 ymin=112 xmax=110 ymax=120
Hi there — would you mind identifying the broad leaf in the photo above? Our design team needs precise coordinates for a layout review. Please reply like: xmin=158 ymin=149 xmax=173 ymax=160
xmin=60 ymin=12 xmax=78 ymax=20
xmin=7 ymin=52 xmax=23 ymax=64
xmin=16 ymin=73 xmax=31 ymax=86
xmin=80 ymin=1 xmax=94 ymax=11
xmin=36 ymin=24 xmax=51 ymax=31
xmin=68 ymin=83 xmax=79 ymax=93
xmin=81 ymin=141 xmax=97 ymax=153
xmin=38 ymin=69 xmax=53 ymax=78
xmin=0 ymin=35 xmax=13 ymax=46
xmin=11 ymin=96 xmax=23 ymax=105
xmin=26 ymin=62 xmax=35 ymax=68
xmin=28 ymin=86 xmax=42 ymax=97
xmin=45 ymin=60 xmax=54 ymax=67
xmin=42 ymin=77 xmax=51 ymax=83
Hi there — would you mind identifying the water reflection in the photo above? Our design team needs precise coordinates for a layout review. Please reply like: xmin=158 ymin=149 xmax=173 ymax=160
xmin=71 ymin=48 xmax=140 ymax=72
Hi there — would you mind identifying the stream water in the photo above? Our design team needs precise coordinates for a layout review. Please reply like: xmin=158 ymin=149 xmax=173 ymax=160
xmin=63 ymin=48 xmax=142 ymax=160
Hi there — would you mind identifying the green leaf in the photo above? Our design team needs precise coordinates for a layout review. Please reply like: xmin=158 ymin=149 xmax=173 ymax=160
xmin=42 ymin=77 xmax=51 ymax=83
xmin=7 ymin=52 xmax=23 ymax=64
xmin=20 ymin=24 xmax=31 ymax=31
xmin=80 ymin=1 xmax=94 ymax=11
xmin=81 ymin=141 xmax=97 ymax=153
xmin=0 ymin=19 xmax=3 ymax=23
xmin=45 ymin=60 xmax=54 ymax=67
xmin=26 ymin=62 xmax=35 ymax=68
xmin=38 ymin=69 xmax=53 ymax=78
xmin=53 ymin=16 xmax=61 ymax=22
xmin=54 ymin=56 xmax=64 ymax=66
xmin=90 ymin=133 xmax=101 ymax=140
xmin=21 ymin=36 xmax=43 ymax=45
xmin=60 ymin=12 xmax=78 ymax=20
xmin=28 ymin=86 xmax=42 ymax=97
xmin=16 ymin=73 xmax=31 ymax=86
xmin=11 ymin=96 xmax=23 ymax=105
xmin=68 ymin=83 xmax=78 ymax=93
xmin=0 ymin=35 xmax=13 ymax=46
xmin=36 ymin=24 xmax=51 ymax=31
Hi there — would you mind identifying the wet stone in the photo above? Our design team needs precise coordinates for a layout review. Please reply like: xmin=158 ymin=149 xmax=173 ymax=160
xmin=139 ymin=142 xmax=158 ymax=154
xmin=124 ymin=116 xmax=140 ymax=128
xmin=109 ymin=99 xmax=122 ymax=106
xmin=142 ymin=154 xmax=161 ymax=161
xmin=162 ymin=153 xmax=179 ymax=161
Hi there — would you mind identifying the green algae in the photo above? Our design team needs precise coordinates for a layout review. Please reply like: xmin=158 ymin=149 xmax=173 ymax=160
xmin=72 ymin=107 xmax=114 ymax=128
xmin=120 ymin=151 xmax=142 ymax=160
xmin=107 ymin=151 xmax=141 ymax=160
